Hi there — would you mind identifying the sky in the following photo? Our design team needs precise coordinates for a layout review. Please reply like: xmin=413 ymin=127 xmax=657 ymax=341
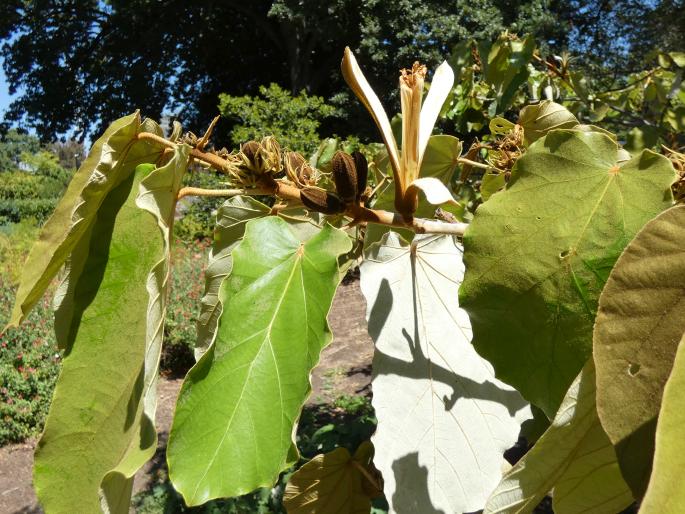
xmin=0 ymin=67 xmax=10 ymax=116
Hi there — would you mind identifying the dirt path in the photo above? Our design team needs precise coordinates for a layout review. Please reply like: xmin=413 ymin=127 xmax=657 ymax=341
xmin=0 ymin=279 xmax=374 ymax=513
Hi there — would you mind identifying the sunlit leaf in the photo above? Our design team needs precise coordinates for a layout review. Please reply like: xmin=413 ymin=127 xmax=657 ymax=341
xmin=34 ymin=146 xmax=188 ymax=513
xmin=484 ymin=361 xmax=633 ymax=514
xmin=460 ymin=130 xmax=675 ymax=417
xmin=8 ymin=112 xmax=166 ymax=328
xmin=640 ymin=332 xmax=685 ymax=513
xmin=195 ymin=196 xmax=271 ymax=359
xmin=283 ymin=442 xmax=382 ymax=514
xmin=518 ymin=101 xmax=578 ymax=145
xmin=360 ymin=232 xmax=531 ymax=514
xmin=594 ymin=205 xmax=685 ymax=497
xmin=167 ymin=217 xmax=351 ymax=505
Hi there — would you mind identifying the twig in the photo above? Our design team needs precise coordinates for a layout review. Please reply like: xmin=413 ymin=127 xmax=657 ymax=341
xmin=456 ymin=157 xmax=500 ymax=171
xmin=176 ymin=187 xmax=272 ymax=200
xmin=143 ymin=133 xmax=469 ymax=236
xmin=137 ymin=132 xmax=232 ymax=172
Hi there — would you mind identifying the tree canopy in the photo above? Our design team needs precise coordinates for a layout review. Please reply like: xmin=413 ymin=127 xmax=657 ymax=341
xmin=1 ymin=0 xmax=683 ymax=142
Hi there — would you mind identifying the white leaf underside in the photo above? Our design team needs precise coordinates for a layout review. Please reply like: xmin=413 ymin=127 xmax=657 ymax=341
xmin=360 ymin=233 xmax=531 ymax=514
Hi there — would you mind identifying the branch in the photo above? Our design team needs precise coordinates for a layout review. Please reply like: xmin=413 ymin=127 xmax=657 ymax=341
xmin=176 ymin=187 xmax=272 ymax=200
xmin=137 ymin=132 xmax=232 ymax=172
xmin=143 ymin=133 xmax=469 ymax=237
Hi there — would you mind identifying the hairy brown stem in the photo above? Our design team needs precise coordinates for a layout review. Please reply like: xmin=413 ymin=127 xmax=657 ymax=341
xmin=177 ymin=187 xmax=273 ymax=200
xmin=141 ymin=133 xmax=468 ymax=236
xmin=137 ymin=132 xmax=232 ymax=172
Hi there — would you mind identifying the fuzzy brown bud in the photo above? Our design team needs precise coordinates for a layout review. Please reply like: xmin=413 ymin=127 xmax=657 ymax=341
xmin=300 ymin=187 xmax=346 ymax=214
xmin=352 ymin=151 xmax=368 ymax=200
xmin=332 ymin=151 xmax=358 ymax=204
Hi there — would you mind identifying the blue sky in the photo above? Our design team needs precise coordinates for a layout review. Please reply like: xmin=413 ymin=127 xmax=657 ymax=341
xmin=0 ymin=67 xmax=10 ymax=116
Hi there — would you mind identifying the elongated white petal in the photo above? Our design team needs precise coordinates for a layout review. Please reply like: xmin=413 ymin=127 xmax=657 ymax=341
xmin=341 ymin=47 xmax=401 ymax=181
xmin=406 ymin=177 xmax=459 ymax=206
xmin=418 ymin=61 xmax=454 ymax=166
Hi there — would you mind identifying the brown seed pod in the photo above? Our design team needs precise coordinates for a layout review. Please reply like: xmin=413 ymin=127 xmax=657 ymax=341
xmin=241 ymin=141 xmax=262 ymax=169
xmin=352 ymin=151 xmax=368 ymax=200
xmin=300 ymin=187 xmax=346 ymax=214
xmin=332 ymin=151 xmax=357 ymax=203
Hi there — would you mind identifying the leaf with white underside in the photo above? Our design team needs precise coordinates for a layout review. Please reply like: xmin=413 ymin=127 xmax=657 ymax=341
xmin=594 ymin=204 xmax=685 ymax=497
xmin=34 ymin=147 xmax=188 ymax=513
xmin=406 ymin=177 xmax=459 ymax=206
xmin=360 ymin=232 xmax=531 ymax=514
xmin=168 ymin=217 xmax=351 ymax=505
xmin=195 ymin=196 xmax=271 ymax=359
xmin=485 ymin=361 xmax=633 ymax=514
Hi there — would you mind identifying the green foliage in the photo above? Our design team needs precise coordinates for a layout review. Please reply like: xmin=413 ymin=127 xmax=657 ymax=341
xmin=162 ymin=239 xmax=211 ymax=376
xmin=0 ymin=149 xmax=73 ymax=226
xmin=167 ymin=218 xmax=351 ymax=505
xmin=593 ymin=205 xmax=685 ymax=497
xmin=460 ymin=130 xmax=675 ymax=417
xmin=0 ymin=129 xmax=40 ymax=171
xmin=218 ymin=84 xmax=336 ymax=154
xmin=0 ymin=280 xmax=60 ymax=446
xmin=640 ymin=333 xmax=685 ymax=513
xmin=485 ymin=362 xmax=633 ymax=514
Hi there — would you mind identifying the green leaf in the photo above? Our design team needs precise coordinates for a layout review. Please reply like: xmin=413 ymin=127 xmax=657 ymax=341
xmin=460 ymin=130 xmax=675 ymax=417
xmin=195 ymin=196 xmax=271 ymax=359
xmin=484 ymin=361 xmax=633 ymax=514
xmin=490 ymin=117 xmax=516 ymax=136
xmin=283 ymin=442 xmax=381 ymax=514
xmin=360 ymin=232 xmax=531 ymax=513
xmin=518 ymin=101 xmax=578 ymax=145
xmin=480 ymin=171 xmax=506 ymax=201
xmin=640 ymin=332 xmax=685 ymax=513
xmin=167 ymin=217 xmax=351 ymax=505
xmin=480 ymin=35 xmax=536 ymax=112
xmin=594 ymin=205 xmax=685 ymax=497
xmin=7 ymin=112 xmax=165 ymax=328
xmin=34 ymin=146 xmax=188 ymax=513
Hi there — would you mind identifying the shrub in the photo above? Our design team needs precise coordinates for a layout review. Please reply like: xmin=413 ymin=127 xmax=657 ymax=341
xmin=0 ymin=278 xmax=61 ymax=445
xmin=160 ymin=239 xmax=210 ymax=376
xmin=218 ymin=83 xmax=337 ymax=155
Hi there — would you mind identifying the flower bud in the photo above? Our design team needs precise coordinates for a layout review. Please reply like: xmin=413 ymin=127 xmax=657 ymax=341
xmin=332 ymin=151 xmax=358 ymax=204
xmin=352 ymin=151 xmax=368 ymax=199
xmin=300 ymin=187 xmax=346 ymax=214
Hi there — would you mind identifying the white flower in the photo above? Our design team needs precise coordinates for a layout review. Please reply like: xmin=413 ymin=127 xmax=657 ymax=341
xmin=341 ymin=48 xmax=455 ymax=218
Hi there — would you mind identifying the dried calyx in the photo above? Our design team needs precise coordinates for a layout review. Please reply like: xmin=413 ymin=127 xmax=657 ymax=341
xmin=285 ymin=151 xmax=316 ymax=187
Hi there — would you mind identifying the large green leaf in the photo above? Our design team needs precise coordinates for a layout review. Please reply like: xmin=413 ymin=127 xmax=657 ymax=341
xmin=195 ymin=196 xmax=271 ymax=359
xmin=283 ymin=442 xmax=381 ymax=514
xmin=460 ymin=130 xmax=675 ymax=417
xmin=8 ymin=112 xmax=165 ymax=328
xmin=167 ymin=217 xmax=351 ymax=505
xmin=34 ymin=146 xmax=188 ymax=513
xmin=360 ymin=232 xmax=531 ymax=514
xmin=484 ymin=361 xmax=633 ymax=514
xmin=640 ymin=332 xmax=685 ymax=513
xmin=594 ymin=205 xmax=685 ymax=497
